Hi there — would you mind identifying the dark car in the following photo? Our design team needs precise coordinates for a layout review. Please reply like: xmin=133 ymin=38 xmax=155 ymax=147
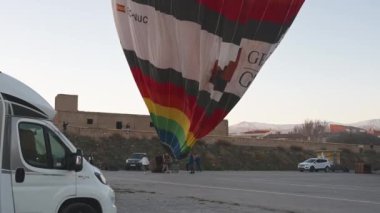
xmin=125 ymin=153 xmax=147 ymax=170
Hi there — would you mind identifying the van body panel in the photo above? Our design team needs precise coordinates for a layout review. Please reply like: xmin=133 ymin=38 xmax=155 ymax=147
xmin=1 ymin=93 xmax=15 ymax=213
xmin=0 ymin=93 xmax=4 ymax=170
xmin=76 ymin=161 xmax=117 ymax=213
xmin=0 ymin=172 xmax=14 ymax=213
xmin=11 ymin=117 xmax=76 ymax=213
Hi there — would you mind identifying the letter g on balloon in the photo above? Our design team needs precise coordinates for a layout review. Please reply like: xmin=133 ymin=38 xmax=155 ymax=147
xmin=239 ymin=71 xmax=256 ymax=88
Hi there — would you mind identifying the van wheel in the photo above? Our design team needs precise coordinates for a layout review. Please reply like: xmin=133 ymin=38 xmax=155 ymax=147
xmin=325 ymin=166 xmax=330 ymax=172
xmin=61 ymin=203 xmax=97 ymax=213
xmin=309 ymin=166 xmax=315 ymax=172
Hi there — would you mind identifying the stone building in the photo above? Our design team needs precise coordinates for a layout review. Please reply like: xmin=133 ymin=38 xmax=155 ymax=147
xmin=54 ymin=94 xmax=228 ymax=136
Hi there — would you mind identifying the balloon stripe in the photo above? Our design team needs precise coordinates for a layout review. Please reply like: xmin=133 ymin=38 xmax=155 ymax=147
xmin=132 ymin=66 xmax=229 ymax=138
xmin=156 ymin=129 xmax=183 ymax=158
xmin=132 ymin=66 xmax=227 ymax=120
xmin=128 ymin=0 xmax=303 ymax=24
xmin=150 ymin=113 xmax=186 ymax=147
xmin=126 ymin=50 xmax=241 ymax=113
xmin=119 ymin=0 xmax=303 ymax=45
xmin=149 ymin=106 xmax=198 ymax=159
xmin=156 ymin=128 xmax=195 ymax=159
xmin=196 ymin=0 xmax=304 ymax=24
xmin=144 ymin=98 xmax=191 ymax=136
xmin=150 ymin=109 xmax=197 ymax=147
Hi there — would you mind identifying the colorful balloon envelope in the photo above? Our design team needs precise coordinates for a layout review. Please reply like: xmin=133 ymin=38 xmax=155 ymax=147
xmin=112 ymin=0 xmax=304 ymax=159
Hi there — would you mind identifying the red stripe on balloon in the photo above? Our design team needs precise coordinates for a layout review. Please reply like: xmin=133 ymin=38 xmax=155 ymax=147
xmin=131 ymin=66 xmax=227 ymax=138
xmin=197 ymin=0 xmax=304 ymax=25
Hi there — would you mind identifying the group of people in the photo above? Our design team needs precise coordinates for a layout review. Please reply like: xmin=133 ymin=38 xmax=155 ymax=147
xmin=161 ymin=152 xmax=201 ymax=174
xmin=186 ymin=152 xmax=201 ymax=174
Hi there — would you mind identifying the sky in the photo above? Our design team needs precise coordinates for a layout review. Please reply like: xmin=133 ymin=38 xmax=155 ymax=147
xmin=0 ymin=0 xmax=379 ymax=126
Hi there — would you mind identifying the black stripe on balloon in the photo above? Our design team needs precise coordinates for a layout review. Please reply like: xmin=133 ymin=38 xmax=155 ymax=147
xmin=128 ymin=0 xmax=293 ymax=45
xmin=124 ymin=49 xmax=240 ymax=115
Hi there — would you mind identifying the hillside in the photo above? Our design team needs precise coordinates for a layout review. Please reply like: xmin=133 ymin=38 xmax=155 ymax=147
xmin=349 ymin=119 xmax=380 ymax=130
xmin=66 ymin=133 xmax=380 ymax=171
xmin=229 ymin=122 xmax=296 ymax=134
xmin=230 ymin=119 xmax=380 ymax=135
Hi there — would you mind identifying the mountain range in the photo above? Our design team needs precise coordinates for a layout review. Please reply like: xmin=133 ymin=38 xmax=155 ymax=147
xmin=229 ymin=119 xmax=380 ymax=135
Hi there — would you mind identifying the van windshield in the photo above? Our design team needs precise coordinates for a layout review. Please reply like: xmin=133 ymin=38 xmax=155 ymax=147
xmin=305 ymin=159 xmax=316 ymax=163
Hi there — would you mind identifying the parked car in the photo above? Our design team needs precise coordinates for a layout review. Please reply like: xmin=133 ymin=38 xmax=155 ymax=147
xmin=298 ymin=158 xmax=333 ymax=172
xmin=125 ymin=153 xmax=148 ymax=170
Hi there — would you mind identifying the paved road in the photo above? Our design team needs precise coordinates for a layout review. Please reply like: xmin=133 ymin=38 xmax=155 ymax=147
xmin=103 ymin=171 xmax=380 ymax=213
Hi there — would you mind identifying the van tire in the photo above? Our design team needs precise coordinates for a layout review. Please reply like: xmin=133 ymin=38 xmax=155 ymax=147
xmin=61 ymin=202 xmax=97 ymax=213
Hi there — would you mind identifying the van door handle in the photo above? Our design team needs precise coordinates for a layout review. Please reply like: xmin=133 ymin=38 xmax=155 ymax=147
xmin=15 ymin=168 xmax=25 ymax=183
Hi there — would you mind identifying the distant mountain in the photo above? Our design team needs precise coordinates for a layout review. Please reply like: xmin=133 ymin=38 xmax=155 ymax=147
xmin=349 ymin=119 xmax=380 ymax=130
xmin=229 ymin=119 xmax=380 ymax=135
xmin=229 ymin=122 xmax=297 ymax=135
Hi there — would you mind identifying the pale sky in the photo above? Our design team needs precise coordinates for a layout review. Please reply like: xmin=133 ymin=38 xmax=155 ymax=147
xmin=1 ymin=0 xmax=379 ymax=126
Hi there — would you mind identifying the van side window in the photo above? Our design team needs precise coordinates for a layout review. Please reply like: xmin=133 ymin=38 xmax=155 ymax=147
xmin=47 ymin=130 xmax=68 ymax=169
xmin=19 ymin=123 xmax=69 ymax=170
xmin=19 ymin=123 xmax=49 ymax=168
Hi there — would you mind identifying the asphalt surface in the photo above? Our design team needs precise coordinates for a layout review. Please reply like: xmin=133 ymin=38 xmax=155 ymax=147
xmin=103 ymin=170 xmax=380 ymax=213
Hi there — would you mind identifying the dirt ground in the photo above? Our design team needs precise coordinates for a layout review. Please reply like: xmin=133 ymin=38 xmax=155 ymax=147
xmin=103 ymin=170 xmax=380 ymax=213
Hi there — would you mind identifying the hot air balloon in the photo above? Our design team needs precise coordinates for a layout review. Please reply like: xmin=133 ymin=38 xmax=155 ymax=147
xmin=112 ymin=0 xmax=304 ymax=159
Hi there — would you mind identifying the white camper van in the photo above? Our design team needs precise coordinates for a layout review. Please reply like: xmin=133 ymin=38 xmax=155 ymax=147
xmin=0 ymin=72 xmax=116 ymax=213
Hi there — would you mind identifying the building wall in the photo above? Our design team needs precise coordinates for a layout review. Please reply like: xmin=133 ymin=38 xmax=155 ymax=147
xmin=55 ymin=94 xmax=78 ymax=112
xmin=55 ymin=110 xmax=228 ymax=136
xmin=54 ymin=94 xmax=228 ymax=136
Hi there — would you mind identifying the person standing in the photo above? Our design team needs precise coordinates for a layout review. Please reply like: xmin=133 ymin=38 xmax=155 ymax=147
xmin=88 ymin=153 xmax=95 ymax=165
xmin=194 ymin=153 xmax=202 ymax=172
xmin=188 ymin=152 xmax=195 ymax=174
xmin=141 ymin=155 xmax=150 ymax=174
xmin=62 ymin=121 xmax=68 ymax=132
xmin=162 ymin=153 xmax=171 ymax=173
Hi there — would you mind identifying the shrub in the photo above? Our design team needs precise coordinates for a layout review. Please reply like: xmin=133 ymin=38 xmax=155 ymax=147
xmin=290 ymin=145 xmax=303 ymax=152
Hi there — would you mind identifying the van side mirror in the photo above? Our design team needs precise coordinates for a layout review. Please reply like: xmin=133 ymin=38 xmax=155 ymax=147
xmin=69 ymin=149 xmax=83 ymax=172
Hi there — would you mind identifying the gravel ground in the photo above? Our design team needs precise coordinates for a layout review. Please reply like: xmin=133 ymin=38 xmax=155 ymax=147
xmin=103 ymin=170 xmax=380 ymax=213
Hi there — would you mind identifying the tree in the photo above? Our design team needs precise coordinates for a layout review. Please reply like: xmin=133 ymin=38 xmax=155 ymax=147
xmin=292 ymin=120 xmax=328 ymax=142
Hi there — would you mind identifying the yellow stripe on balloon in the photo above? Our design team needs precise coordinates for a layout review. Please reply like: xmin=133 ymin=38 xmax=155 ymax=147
xmin=144 ymin=98 xmax=190 ymax=133
xmin=186 ymin=134 xmax=197 ymax=147
xmin=143 ymin=98 xmax=198 ymax=149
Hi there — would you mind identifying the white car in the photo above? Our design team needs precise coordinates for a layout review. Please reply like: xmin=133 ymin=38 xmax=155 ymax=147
xmin=298 ymin=158 xmax=333 ymax=172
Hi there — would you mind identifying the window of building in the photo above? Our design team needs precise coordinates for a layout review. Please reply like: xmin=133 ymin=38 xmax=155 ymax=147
xmin=150 ymin=122 xmax=154 ymax=127
xmin=87 ymin=118 xmax=93 ymax=125
xmin=116 ymin=121 xmax=123 ymax=129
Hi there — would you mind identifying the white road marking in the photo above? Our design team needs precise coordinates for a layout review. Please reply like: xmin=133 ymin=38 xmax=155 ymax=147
xmin=215 ymin=177 xmax=380 ymax=193
xmin=127 ymin=178 xmax=380 ymax=206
